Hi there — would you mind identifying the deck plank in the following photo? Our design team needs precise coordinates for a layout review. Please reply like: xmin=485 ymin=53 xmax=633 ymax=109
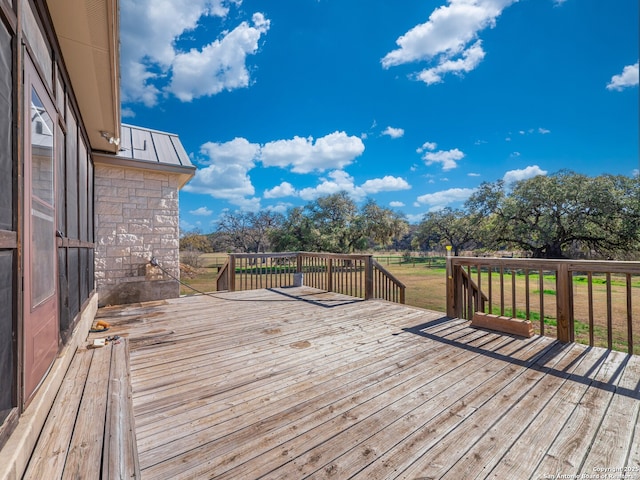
xmin=574 ymin=353 xmax=640 ymax=474
xmin=440 ymin=344 xmax=613 ymax=479
xmin=22 ymin=349 xmax=93 ymax=480
xmin=48 ymin=287 xmax=638 ymax=480
xmin=264 ymin=335 xmax=550 ymax=479
xmin=531 ymin=350 xmax=630 ymax=477
xmin=61 ymin=344 xmax=111 ymax=479
xmin=102 ymin=339 xmax=140 ymax=480
xmin=482 ymin=344 xmax=606 ymax=478
xmin=141 ymin=328 xmax=512 ymax=479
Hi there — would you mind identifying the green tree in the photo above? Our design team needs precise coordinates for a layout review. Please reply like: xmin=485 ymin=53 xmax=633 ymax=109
xmin=466 ymin=171 xmax=640 ymax=259
xmin=412 ymin=208 xmax=479 ymax=255
xmin=360 ymin=199 xmax=409 ymax=249
xmin=270 ymin=193 xmax=409 ymax=253
xmin=216 ymin=211 xmax=284 ymax=253
xmin=269 ymin=206 xmax=318 ymax=252
xmin=179 ymin=229 xmax=212 ymax=253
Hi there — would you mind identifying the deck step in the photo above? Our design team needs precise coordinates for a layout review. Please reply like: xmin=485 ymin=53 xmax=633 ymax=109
xmin=23 ymin=338 xmax=140 ymax=479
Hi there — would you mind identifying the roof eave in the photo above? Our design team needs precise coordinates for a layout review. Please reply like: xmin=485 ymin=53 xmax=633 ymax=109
xmin=47 ymin=0 xmax=121 ymax=153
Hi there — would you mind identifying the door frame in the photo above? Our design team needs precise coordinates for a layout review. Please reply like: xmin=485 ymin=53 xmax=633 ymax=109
xmin=21 ymin=51 xmax=59 ymax=407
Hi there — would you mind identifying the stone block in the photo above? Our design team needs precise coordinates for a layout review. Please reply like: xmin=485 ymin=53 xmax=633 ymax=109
xmin=117 ymin=234 xmax=143 ymax=246
xmin=95 ymin=202 xmax=122 ymax=215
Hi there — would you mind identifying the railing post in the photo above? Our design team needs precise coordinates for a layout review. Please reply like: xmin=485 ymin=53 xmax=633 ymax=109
xmin=446 ymin=254 xmax=456 ymax=318
xmin=556 ymin=263 xmax=573 ymax=343
xmin=364 ymin=255 xmax=373 ymax=300
xmin=228 ymin=254 xmax=236 ymax=292
xmin=296 ymin=253 xmax=303 ymax=273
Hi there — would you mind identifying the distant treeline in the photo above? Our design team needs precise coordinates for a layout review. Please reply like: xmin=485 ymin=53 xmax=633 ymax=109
xmin=181 ymin=171 xmax=640 ymax=261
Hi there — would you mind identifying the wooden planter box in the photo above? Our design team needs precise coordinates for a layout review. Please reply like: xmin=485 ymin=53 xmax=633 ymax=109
xmin=471 ymin=312 xmax=534 ymax=338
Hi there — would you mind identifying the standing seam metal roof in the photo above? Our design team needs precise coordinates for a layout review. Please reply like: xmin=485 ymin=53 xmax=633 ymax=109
xmin=117 ymin=124 xmax=194 ymax=168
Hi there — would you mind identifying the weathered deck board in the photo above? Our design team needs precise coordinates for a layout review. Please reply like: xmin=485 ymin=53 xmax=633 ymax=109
xmin=102 ymin=338 xmax=140 ymax=480
xmin=22 ymin=349 xmax=93 ymax=480
xmin=22 ymin=340 xmax=140 ymax=480
xmin=22 ymin=287 xmax=640 ymax=480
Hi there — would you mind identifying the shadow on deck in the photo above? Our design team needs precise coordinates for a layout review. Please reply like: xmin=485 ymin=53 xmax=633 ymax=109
xmin=23 ymin=287 xmax=640 ymax=479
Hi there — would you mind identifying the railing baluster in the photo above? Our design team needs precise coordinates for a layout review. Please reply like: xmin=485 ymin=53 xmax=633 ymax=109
xmin=500 ymin=265 xmax=505 ymax=316
xmin=525 ymin=268 xmax=530 ymax=320
xmin=488 ymin=266 xmax=493 ymax=314
xmin=588 ymin=271 xmax=594 ymax=346
xmin=627 ymin=273 xmax=633 ymax=355
xmin=511 ymin=268 xmax=516 ymax=319
xmin=606 ymin=272 xmax=612 ymax=350
xmin=539 ymin=268 xmax=545 ymax=336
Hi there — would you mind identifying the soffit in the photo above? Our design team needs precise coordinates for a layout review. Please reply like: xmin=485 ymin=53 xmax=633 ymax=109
xmin=47 ymin=0 xmax=120 ymax=153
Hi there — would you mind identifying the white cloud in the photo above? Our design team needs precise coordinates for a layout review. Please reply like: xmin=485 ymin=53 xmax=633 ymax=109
xmin=390 ymin=201 xmax=405 ymax=207
xmin=381 ymin=0 xmax=516 ymax=85
xmin=264 ymin=182 xmax=297 ymax=199
xmin=260 ymin=131 xmax=365 ymax=173
xmin=295 ymin=171 xmax=410 ymax=202
xmin=182 ymin=137 xmax=260 ymax=206
xmin=298 ymin=170 xmax=363 ymax=201
xmin=121 ymin=107 xmax=136 ymax=118
xmin=120 ymin=1 xmax=269 ymax=105
xmin=266 ymin=202 xmax=293 ymax=214
xmin=538 ymin=127 xmax=551 ymax=134
xmin=169 ymin=13 xmax=271 ymax=101
xmin=468 ymin=172 xmax=481 ymax=177
xmin=361 ymin=176 xmax=411 ymax=194
xmin=416 ymin=187 xmax=476 ymax=209
xmin=553 ymin=0 xmax=568 ymax=6
xmin=423 ymin=148 xmax=465 ymax=171
xmin=416 ymin=141 xmax=437 ymax=153
xmin=189 ymin=206 xmax=213 ymax=216
xmin=606 ymin=62 xmax=639 ymax=91
xmin=200 ymin=137 xmax=260 ymax=167
xmin=503 ymin=165 xmax=548 ymax=183
xmin=406 ymin=213 xmax=425 ymax=223
xmin=382 ymin=126 xmax=405 ymax=138
xmin=416 ymin=40 xmax=486 ymax=85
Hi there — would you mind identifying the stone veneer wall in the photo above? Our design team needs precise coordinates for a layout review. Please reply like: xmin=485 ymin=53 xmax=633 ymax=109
xmin=94 ymin=164 xmax=181 ymax=306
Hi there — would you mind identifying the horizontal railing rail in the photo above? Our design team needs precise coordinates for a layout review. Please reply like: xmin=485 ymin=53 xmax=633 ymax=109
xmin=446 ymin=256 xmax=640 ymax=353
xmin=215 ymin=252 xmax=406 ymax=304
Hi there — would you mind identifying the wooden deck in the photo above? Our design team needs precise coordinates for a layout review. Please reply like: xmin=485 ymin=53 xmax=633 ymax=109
xmin=24 ymin=287 xmax=640 ymax=479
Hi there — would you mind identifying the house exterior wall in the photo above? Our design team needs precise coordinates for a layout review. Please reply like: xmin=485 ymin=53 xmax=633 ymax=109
xmin=94 ymin=164 xmax=181 ymax=306
xmin=0 ymin=0 xmax=97 ymax=456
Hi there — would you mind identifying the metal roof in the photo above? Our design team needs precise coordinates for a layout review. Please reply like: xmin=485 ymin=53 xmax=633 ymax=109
xmin=93 ymin=124 xmax=195 ymax=188
xmin=117 ymin=124 xmax=194 ymax=168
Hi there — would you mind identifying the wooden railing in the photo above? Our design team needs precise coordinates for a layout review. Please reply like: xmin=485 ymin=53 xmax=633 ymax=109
xmin=446 ymin=256 xmax=640 ymax=353
xmin=216 ymin=252 xmax=405 ymax=303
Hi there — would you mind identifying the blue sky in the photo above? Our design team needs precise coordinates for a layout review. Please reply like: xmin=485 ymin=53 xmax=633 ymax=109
xmin=119 ymin=0 xmax=639 ymax=231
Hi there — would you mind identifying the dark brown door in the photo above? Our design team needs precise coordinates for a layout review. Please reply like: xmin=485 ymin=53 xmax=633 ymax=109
xmin=23 ymin=56 xmax=58 ymax=403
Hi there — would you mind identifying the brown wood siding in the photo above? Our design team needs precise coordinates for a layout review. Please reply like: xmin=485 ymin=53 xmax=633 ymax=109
xmin=0 ymin=6 xmax=16 ymax=444
xmin=0 ymin=15 xmax=12 ymax=230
